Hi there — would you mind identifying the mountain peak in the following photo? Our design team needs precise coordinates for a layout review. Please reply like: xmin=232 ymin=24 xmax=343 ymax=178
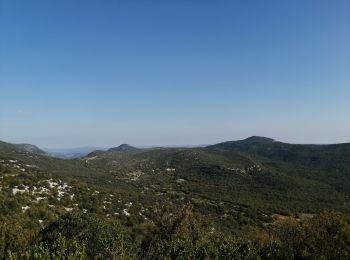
xmin=240 ymin=136 xmax=275 ymax=143
xmin=108 ymin=144 xmax=137 ymax=152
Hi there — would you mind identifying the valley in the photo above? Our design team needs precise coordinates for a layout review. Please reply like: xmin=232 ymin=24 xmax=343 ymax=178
xmin=1 ymin=137 xmax=349 ymax=229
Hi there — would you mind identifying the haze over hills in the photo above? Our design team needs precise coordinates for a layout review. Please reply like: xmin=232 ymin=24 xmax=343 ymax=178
xmin=30 ymin=135 xmax=348 ymax=160
xmin=43 ymin=147 xmax=109 ymax=158
xmin=43 ymin=144 xmax=208 ymax=158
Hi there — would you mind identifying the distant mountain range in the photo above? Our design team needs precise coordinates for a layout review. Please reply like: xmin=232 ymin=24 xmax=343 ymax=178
xmin=43 ymin=144 xmax=205 ymax=158
xmin=43 ymin=147 xmax=108 ymax=158
xmin=43 ymin=144 xmax=138 ymax=158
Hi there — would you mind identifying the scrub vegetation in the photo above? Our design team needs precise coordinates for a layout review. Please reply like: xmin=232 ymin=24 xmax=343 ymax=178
xmin=0 ymin=137 xmax=349 ymax=259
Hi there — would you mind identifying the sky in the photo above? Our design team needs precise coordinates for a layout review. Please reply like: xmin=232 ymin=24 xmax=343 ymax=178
xmin=1 ymin=0 xmax=350 ymax=148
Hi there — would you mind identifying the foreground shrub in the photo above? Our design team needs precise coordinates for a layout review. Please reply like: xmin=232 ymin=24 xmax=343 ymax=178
xmin=40 ymin=213 xmax=134 ymax=259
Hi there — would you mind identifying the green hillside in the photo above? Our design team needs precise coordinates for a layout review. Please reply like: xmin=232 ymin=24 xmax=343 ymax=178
xmin=207 ymin=136 xmax=350 ymax=192
xmin=1 ymin=138 xmax=349 ymax=230
xmin=1 ymin=138 xmax=350 ymax=258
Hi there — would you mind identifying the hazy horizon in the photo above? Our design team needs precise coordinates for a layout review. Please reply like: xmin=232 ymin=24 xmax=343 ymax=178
xmin=1 ymin=0 xmax=350 ymax=148
xmin=1 ymin=135 xmax=349 ymax=150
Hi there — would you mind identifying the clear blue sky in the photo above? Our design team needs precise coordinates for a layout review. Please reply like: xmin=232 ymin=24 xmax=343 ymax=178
xmin=1 ymin=0 xmax=349 ymax=148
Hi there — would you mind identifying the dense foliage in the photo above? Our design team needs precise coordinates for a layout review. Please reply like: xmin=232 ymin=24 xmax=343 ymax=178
xmin=1 ymin=206 xmax=349 ymax=259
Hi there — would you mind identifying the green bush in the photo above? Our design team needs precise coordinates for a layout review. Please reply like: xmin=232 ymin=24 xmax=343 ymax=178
xmin=41 ymin=213 xmax=134 ymax=259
